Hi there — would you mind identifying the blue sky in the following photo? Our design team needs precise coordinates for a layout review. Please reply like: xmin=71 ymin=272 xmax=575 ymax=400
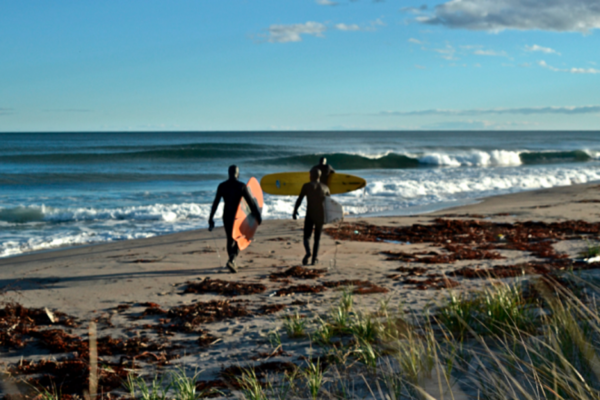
xmin=1 ymin=0 xmax=599 ymax=131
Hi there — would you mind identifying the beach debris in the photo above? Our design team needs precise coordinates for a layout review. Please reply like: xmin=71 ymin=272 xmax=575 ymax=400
xmin=0 ymin=303 xmax=78 ymax=349
xmin=274 ymin=285 xmax=327 ymax=296
xmin=394 ymin=266 xmax=428 ymax=275
xmin=259 ymin=304 xmax=287 ymax=314
xmin=328 ymin=219 xmax=600 ymax=267
xmin=198 ymin=332 xmax=220 ymax=347
xmin=9 ymin=357 xmax=129 ymax=396
xmin=322 ymin=280 xmax=389 ymax=295
xmin=166 ymin=300 xmax=253 ymax=330
xmin=251 ymin=347 xmax=288 ymax=361
xmin=448 ymin=262 xmax=561 ymax=279
xmin=141 ymin=302 xmax=168 ymax=317
xmin=403 ymin=276 xmax=460 ymax=290
xmin=197 ymin=379 xmax=231 ymax=392
xmin=115 ymin=304 xmax=131 ymax=312
xmin=270 ymin=266 xmax=326 ymax=280
xmin=183 ymin=278 xmax=266 ymax=296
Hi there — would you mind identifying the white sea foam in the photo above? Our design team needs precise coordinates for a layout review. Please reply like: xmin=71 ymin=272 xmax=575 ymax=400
xmin=418 ymin=150 xmax=522 ymax=167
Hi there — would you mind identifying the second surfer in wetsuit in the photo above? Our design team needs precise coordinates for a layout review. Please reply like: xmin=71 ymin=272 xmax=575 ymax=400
xmin=208 ymin=165 xmax=262 ymax=273
xmin=293 ymin=168 xmax=331 ymax=265
xmin=314 ymin=157 xmax=335 ymax=186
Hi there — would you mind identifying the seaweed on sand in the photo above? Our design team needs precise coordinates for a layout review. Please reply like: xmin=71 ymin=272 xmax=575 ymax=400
xmin=322 ymin=280 xmax=389 ymax=295
xmin=274 ymin=285 xmax=327 ymax=297
xmin=183 ymin=278 xmax=266 ymax=296
xmin=270 ymin=266 xmax=326 ymax=280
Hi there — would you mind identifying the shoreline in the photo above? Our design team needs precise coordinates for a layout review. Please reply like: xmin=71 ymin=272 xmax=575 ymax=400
xmin=3 ymin=180 xmax=597 ymax=263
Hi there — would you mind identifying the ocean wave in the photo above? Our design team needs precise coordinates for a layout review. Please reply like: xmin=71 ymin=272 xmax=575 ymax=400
xmin=0 ymin=143 xmax=287 ymax=164
xmin=0 ymin=172 xmax=223 ymax=185
xmin=2 ymin=162 xmax=600 ymax=258
xmin=264 ymin=150 xmax=598 ymax=169
xmin=0 ymin=203 xmax=214 ymax=224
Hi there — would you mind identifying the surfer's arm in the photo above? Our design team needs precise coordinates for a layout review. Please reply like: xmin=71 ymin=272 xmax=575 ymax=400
xmin=208 ymin=185 xmax=223 ymax=229
xmin=242 ymin=187 xmax=262 ymax=225
xmin=293 ymin=186 xmax=307 ymax=219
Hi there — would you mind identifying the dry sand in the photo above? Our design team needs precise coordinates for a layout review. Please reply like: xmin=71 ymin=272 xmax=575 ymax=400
xmin=2 ymin=182 xmax=600 ymax=397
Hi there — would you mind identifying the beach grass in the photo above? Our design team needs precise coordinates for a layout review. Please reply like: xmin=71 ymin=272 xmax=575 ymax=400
xmin=9 ymin=273 xmax=600 ymax=399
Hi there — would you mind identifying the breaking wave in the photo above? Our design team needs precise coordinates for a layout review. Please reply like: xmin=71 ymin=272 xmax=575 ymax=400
xmin=265 ymin=150 xmax=597 ymax=169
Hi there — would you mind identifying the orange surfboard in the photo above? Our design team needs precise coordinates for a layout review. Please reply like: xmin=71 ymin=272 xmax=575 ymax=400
xmin=232 ymin=177 xmax=264 ymax=251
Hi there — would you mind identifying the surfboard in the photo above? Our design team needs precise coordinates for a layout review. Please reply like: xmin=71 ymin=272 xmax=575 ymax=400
xmin=260 ymin=172 xmax=366 ymax=196
xmin=232 ymin=177 xmax=263 ymax=251
xmin=324 ymin=197 xmax=344 ymax=224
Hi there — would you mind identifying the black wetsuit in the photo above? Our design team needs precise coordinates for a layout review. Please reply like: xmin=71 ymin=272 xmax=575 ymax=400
xmin=315 ymin=164 xmax=335 ymax=186
xmin=210 ymin=178 xmax=261 ymax=261
xmin=294 ymin=181 xmax=330 ymax=259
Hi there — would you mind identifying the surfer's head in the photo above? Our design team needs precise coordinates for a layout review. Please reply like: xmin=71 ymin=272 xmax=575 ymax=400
xmin=310 ymin=167 xmax=321 ymax=182
xmin=319 ymin=157 xmax=327 ymax=165
xmin=228 ymin=165 xmax=239 ymax=180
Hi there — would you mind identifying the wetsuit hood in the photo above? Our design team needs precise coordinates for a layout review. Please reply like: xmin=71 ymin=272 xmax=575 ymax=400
xmin=228 ymin=165 xmax=240 ymax=180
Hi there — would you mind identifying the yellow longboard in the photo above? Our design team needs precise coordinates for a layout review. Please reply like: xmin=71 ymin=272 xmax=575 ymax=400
xmin=260 ymin=172 xmax=366 ymax=196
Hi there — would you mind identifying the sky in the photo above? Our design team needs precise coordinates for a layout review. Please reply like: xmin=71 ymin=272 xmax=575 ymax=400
xmin=1 ymin=0 xmax=599 ymax=132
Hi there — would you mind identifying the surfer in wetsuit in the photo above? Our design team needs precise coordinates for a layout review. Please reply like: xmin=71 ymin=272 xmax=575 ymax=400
xmin=208 ymin=165 xmax=262 ymax=273
xmin=293 ymin=167 xmax=331 ymax=265
xmin=314 ymin=157 xmax=335 ymax=187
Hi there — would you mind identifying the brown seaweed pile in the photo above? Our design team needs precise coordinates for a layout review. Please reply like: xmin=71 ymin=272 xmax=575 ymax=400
xmin=322 ymin=280 xmax=389 ymax=295
xmin=165 ymin=300 xmax=253 ymax=331
xmin=0 ymin=303 xmax=78 ymax=349
xmin=327 ymin=219 xmax=600 ymax=264
xmin=402 ymin=276 xmax=460 ymax=290
xmin=183 ymin=278 xmax=266 ymax=296
xmin=270 ymin=266 xmax=326 ymax=280
xmin=274 ymin=285 xmax=327 ymax=296
xmin=9 ymin=356 xmax=128 ymax=397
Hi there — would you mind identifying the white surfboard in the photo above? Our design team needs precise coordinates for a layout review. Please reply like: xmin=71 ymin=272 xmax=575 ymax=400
xmin=324 ymin=197 xmax=344 ymax=224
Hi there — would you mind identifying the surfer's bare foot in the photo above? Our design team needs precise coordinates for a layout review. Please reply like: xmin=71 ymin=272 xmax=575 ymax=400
xmin=226 ymin=260 xmax=238 ymax=273
xmin=311 ymin=258 xmax=319 ymax=265
xmin=302 ymin=254 xmax=311 ymax=265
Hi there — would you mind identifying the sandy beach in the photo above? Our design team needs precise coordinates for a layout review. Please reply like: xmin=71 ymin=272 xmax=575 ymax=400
xmin=2 ymin=182 xmax=600 ymax=398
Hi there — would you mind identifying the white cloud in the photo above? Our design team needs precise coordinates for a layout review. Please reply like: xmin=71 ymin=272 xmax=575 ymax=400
xmin=316 ymin=0 xmax=338 ymax=5
xmin=260 ymin=20 xmax=382 ymax=43
xmin=264 ymin=22 xmax=326 ymax=43
xmin=376 ymin=105 xmax=600 ymax=116
xmin=420 ymin=120 xmax=537 ymax=130
xmin=538 ymin=60 xmax=600 ymax=74
xmin=473 ymin=49 xmax=507 ymax=57
xmin=433 ymin=44 xmax=457 ymax=60
xmin=525 ymin=45 xmax=560 ymax=55
xmin=408 ymin=38 xmax=422 ymax=44
xmin=335 ymin=23 xmax=361 ymax=31
xmin=419 ymin=0 xmax=600 ymax=33
xmin=401 ymin=5 xmax=428 ymax=14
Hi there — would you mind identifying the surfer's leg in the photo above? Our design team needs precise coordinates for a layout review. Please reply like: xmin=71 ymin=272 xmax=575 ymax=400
xmin=302 ymin=217 xmax=313 ymax=265
xmin=223 ymin=219 xmax=239 ymax=272
xmin=312 ymin=223 xmax=324 ymax=265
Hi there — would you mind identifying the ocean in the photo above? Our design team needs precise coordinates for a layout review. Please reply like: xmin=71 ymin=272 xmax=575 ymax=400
xmin=1 ymin=131 xmax=599 ymax=258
